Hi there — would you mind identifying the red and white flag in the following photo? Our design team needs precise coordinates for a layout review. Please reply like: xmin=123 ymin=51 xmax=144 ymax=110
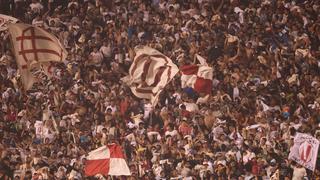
xmin=8 ymin=23 xmax=67 ymax=89
xmin=122 ymin=46 xmax=179 ymax=106
xmin=84 ymin=144 xmax=131 ymax=177
xmin=180 ymin=54 xmax=213 ymax=94
xmin=288 ymin=133 xmax=319 ymax=171
xmin=0 ymin=14 xmax=19 ymax=31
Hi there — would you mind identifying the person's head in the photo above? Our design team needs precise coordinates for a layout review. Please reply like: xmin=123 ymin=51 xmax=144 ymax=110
xmin=24 ymin=171 xmax=32 ymax=179
xmin=102 ymin=128 xmax=107 ymax=134
xmin=103 ymin=41 xmax=109 ymax=46
xmin=229 ymin=125 xmax=235 ymax=132
xmin=168 ymin=123 xmax=174 ymax=131
xmin=106 ymin=108 xmax=112 ymax=114
xmin=138 ymin=122 xmax=144 ymax=129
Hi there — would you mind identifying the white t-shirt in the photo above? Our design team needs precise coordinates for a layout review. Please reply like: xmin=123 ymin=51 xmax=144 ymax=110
xmin=95 ymin=125 xmax=105 ymax=135
xmin=100 ymin=45 xmax=112 ymax=58
xmin=90 ymin=51 xmax=103 ymax=64
xmin=242 ymin=151 xmax=255 ymax=164
xmin=233 ymin=86 xmax=240 ymax=99
xmin=184 ymin=102 xmax=199 ymax=112
xmin=108 ymin=127 xmax=116 ymax=136
xmin=165 ymin=130 xmax=178 ymax=138
xmin=32 ymin=19 xmax=44 ymax=27
xmin=172 ymin=92 xmax=181 ymax=103
xmin=144 ymin=103 xmax=153 ymax=119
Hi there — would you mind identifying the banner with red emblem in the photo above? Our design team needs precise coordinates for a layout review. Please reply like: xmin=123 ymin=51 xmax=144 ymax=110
xmin=288 ymin=133 xmax=319 ymax=171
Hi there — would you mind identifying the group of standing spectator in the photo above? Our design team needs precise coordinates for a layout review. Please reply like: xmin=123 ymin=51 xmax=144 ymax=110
xmin=0 ymin=0 xmax=320 ymax=179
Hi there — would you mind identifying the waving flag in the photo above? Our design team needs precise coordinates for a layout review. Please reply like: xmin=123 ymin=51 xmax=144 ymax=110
xmin=0 ymin=14 xmax=19 ymax=31
xmin=84 ymin=144 xmax=131 ymax=177
xmin=180 ymin=54 xmax=213 ymax=94
xmin=288 ymin=133 xmax=319 ymax=171
xmin=122 ymin=46 xmax=179 ymax=106
xmin=8 ymin=23 xmax=67 ymax=67
xmin=8 ymin=23 xmax=67 ymax=89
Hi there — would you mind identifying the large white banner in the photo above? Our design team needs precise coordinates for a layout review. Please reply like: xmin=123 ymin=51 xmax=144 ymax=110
xmin=288 ymin=133 xmax=319 ymax=171
xmin=8 ymin=23 xmax=67 ymax=89
xmin=0 ymin=14 xmax=19 ymax=31
xmin=122 ymin=46 xmax=179 ymax=106
xmin=8 ymin=23 xmax=67 ymax=68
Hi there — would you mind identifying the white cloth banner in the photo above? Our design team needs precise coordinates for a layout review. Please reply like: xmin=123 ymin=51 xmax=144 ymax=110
xmin=8 ymin=23 xmax=67 ymax=67
xmin=8 ymin=23 xmax=67 ymax=89
xmin=122 ymin=46 xmax=179 ymax=106
xmin=288 ymin=133 xmax=319 ymax=171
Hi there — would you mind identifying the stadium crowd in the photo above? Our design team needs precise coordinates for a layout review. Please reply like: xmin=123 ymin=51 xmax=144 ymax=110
xmin=0 ymin=0 xmax=320 ymax=179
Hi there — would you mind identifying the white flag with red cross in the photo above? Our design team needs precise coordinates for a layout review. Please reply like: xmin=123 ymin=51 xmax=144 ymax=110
xmin=288 ymin=133 xmax=319 ymax=171
xmin=8 ymin=23 xmax=67 ymax=89
xmin=122 ymin=46 xmax=179 ymax=106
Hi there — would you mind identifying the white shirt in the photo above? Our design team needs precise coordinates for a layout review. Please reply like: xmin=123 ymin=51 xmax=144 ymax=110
xmin=184 ymin=102 xmax=199 ymax=112
xmin=172 ymin=92 xmax=181 ymax=103
xmin=165 ymin=130 xmax=178 ymax=138
xmin=143 ymin=11 xmax=149 ymax=22
xmin=100 ymin=45 xmax=112 ymax=58
xmin=144 ymin=103 xmax=153 ymax=119
xmin=95 ymin=125 xmax=105 ymax=135
xmin=90 ymin=51 xmax=103 ymax=64
xmin=242 ymin=151 xmax=255 ymax=164
xmin=32 ymin=19 xmax=44 ymax=27
xmin=233 ymin=86 xmax=240 ymax=99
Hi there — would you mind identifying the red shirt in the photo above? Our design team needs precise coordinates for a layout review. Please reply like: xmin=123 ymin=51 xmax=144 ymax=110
xmin=179 ymin=123 xmax=192 ymax=136
xmin=6 ymin=110 xmax=16 ymax=122
xmin=181 ymin=110 xmax=191 ymax=118
xmin=120 ymin=99 xmax=129 ymax=116
xmin=251 ymin=160 xmax=261 ymax=175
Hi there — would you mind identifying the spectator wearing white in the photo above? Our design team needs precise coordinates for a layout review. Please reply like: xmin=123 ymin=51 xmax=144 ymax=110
xmin=29 ymin=0 xmax=43 ymax=14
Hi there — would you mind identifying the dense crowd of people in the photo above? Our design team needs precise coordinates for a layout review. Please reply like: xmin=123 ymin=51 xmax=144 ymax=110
xmin=0 ymin=0 xmax=320 ymax=179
